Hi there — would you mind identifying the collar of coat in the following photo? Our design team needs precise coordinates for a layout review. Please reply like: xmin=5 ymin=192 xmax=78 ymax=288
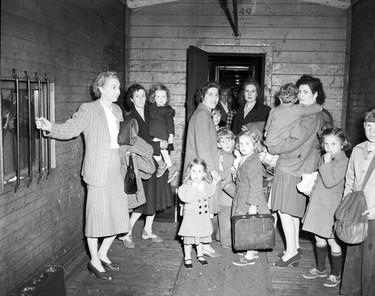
xmin=197 ymin=102 xmax=212 ymax=114
xmin=330 ymin=150 xmax=347 ymax=162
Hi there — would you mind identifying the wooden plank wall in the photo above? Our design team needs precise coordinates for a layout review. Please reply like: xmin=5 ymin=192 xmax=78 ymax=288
xmin=345 ymin=0 xmax=375 ymax=146
xmin=0 ymin=0 xmax=126 ymax=294
xmin=128 ymin=0 xmax=349 ymax=181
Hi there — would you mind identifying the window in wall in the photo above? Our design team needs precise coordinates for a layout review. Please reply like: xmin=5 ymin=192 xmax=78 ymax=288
xmin=0 ymin=72 xmax=55 ymax=191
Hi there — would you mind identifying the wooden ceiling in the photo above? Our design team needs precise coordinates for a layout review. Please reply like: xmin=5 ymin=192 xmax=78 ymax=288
xmin=123 ymin=0 xmax=177 ymax=9
xmin=122 ymin=0 xmax=354 ymax=10
xmin=298 ymin=0 xmax=351 ymax=9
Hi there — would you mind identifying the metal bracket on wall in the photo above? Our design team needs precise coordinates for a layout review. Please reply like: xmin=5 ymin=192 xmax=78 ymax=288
xmin=219 ymin=0 xmax=241 ymax=39
xmin=1 ymin=69 xmax=53 ymax=191
xmin=232 ymin=0 xmax=240 ymax=38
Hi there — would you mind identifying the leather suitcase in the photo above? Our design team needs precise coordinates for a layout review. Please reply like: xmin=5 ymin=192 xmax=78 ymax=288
xmin=8 ymin=265 xmax=66 ymax=296
xmin=231 ymin=214 xmax=275 ymax=251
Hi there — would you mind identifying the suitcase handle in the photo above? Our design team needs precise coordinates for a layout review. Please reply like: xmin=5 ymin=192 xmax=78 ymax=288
xmin=231 ymin=213 xmax=274 ymax=220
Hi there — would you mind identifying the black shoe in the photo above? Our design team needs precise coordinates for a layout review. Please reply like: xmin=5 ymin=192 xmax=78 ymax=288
xmin=272 ymin=253 xmax=301 ymax=268
xmin=184 ymin=259 xmax=193 ymax=269
xmin=87 ymin=262 xmax=112 ymax=280
xmin=197 ymin=256 xmax=208 ymax=266
xmin=100 ymin=259 xmax=119 ymax=271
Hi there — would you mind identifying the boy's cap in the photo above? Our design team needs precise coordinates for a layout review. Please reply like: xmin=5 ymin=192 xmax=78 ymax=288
xmin=246 ymin=121 xmax=265 ymax=139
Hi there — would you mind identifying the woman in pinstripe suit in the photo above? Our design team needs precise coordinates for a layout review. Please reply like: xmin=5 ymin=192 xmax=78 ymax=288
xmin=36 ymin=71 xmax=130 ymax=280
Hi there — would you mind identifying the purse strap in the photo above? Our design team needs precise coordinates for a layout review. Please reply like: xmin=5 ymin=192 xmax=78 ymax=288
xmin=361 ymin=153 xmax=375 ymax=191
xmin=128 ymin=153 xmax=134 ymax=170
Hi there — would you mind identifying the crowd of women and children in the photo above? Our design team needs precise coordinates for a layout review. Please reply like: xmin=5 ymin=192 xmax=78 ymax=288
xmin=177 ymin=75 xmax=375 ymax=296
xmin=35 ymin=71 xmax=375 ymax=296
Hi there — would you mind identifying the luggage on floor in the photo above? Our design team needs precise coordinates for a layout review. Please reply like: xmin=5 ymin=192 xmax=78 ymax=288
xmin=231 ymin=214 xmax=275 ymax=251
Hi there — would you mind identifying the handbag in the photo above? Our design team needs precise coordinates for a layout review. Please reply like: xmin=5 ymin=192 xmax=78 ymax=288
xmin=124 ymin=154 xmax=137 ymax=194
xmin=334 ymin=154 xmax=375 ymax=244
xmin=126 ymin=152 xmax=146 ymax=209
xmin=231 ymin=213 xmax=275 ymax=251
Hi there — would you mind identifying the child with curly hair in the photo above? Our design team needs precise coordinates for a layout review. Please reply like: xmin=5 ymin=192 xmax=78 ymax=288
xmin=178 ymin=158 xmax=216 ymax=269
xmin=148 ymin=83 xmax=177 ymax=183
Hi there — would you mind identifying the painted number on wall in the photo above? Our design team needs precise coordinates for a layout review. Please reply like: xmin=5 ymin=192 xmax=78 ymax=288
xmin=238 ymin=8 xmax=252 ymax=16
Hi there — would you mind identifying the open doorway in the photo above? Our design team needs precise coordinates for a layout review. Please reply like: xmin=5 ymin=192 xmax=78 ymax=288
xmin=186 ymin=46 xmax=267 ymax=121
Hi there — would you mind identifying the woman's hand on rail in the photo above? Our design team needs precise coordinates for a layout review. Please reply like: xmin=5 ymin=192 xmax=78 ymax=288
xmin=35 ymin=117 xmax=52 ymax=132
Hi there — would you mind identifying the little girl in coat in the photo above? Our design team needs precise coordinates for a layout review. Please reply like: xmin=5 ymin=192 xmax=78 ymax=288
xmin=302 ymin=127 xmax=350 ymax=288
xmin=178 ymin=158 xmax=216 ymax=269
xmin=231 ymin=130 xmax=270 ymax=266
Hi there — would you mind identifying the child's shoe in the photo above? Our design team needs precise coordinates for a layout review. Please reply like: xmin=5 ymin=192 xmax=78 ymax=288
xmin=232 ymin=256 xmax=256 ymax=266
xmin=156 ymin=161 xmax=168 ymax=178
xmin=303 ymin=268 xmax=327 ymax=279
xmin=197 ymin=256 xmax=208 ymax=266
xmin=184 ymin=259 xmax=193 ymax=269
xmin=323 ymin=274 xmax=341 ymax=287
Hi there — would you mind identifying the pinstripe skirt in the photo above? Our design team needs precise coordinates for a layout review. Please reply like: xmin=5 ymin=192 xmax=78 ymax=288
xmin=85 ymin=149 xmax=130 ymax=237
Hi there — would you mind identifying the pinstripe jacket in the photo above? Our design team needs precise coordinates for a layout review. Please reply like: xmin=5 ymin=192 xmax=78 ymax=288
xmin=47 ymin=100 xmax=123 ymax=187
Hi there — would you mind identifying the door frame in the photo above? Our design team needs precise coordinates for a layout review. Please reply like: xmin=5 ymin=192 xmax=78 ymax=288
xmin=186 ymin=46 xmax=209 ymax=122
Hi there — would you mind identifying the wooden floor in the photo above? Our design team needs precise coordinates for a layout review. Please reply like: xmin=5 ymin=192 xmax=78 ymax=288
xmin=65 ymin=219 xmax=181 ymax=296
xmin=65 ymin=208 xmax=342 ymax=296
xmin=269 ymin=224 xmax=341 ymax=296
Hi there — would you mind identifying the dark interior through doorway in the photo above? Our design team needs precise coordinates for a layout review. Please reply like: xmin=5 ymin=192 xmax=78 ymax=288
xmin=208 ymin=54 xmax=265 ymax=88
xmin=208 ymin=53 xmax=265 ymax=107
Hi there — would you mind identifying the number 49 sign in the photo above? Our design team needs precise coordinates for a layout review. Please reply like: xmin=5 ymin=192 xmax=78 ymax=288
xmin=238 ymin=7 xmax=252 ymax=16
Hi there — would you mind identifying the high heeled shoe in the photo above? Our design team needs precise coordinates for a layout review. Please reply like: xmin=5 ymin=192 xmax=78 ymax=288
xmin=87 ymin=262 xmax=112 ymax=280
xmin=120 ymin=234 xmax=135 ymax=248
xmin=273 ymin=253 xmax=301 ymax=268
xmin=275 ymin=248 xmax=302 ymax=258
xmin=142 ymin=229 xmax=163 ymax=243
xmin=100 ymin=259 xmax=119 ymax=271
